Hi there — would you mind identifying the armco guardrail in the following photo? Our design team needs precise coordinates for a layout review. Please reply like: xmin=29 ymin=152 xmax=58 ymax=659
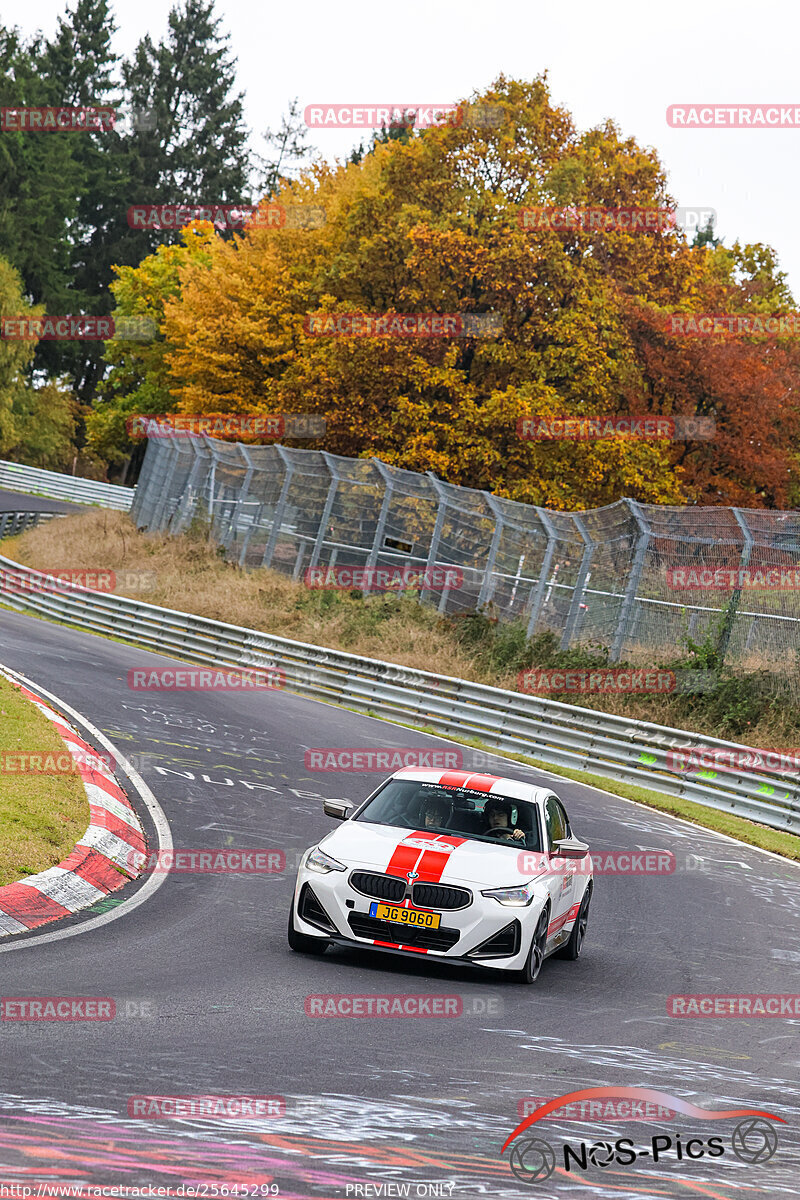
xmin=0 ymin=460 xmax=134 ymax=511
xmin=0 ymin=510 xmax=60 ymax=538
xmin=0 ymin=546 xmax=798 ymax=836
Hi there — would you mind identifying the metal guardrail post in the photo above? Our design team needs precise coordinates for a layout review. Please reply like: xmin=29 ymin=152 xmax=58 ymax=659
xmin=526 ymin=508 xmax=558 ymax=637
xmin=363 ymin=461 xmax=395 ymax=597
xmin=716 ymin=508 xmax=755 ymax=666
xmin=261 ymin=446 xmax=294 ymax=568
xmin=478 ymin=495 xmax=504 ymax=609
xmin=609 ymin=498 xmax=651 ymax=663
xmin=561 ymin=514 xmax=595 ymax=650
xmin=308 ymin=455 xmax=340 ymax=574
xmin=420 ymin=473 xmax=448 ymax=605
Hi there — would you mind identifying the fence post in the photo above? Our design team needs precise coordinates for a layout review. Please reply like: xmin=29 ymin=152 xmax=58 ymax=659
xmin=221 ymin=444 xmax=254 ymax=552
xmin=560 ymin=514 xmax=594 ymax=650
xmin=420 ymin=473 xmax=448 ymax=605
xmin=261 ymin=446 xmax=294 ymax=568
xmin=526 ymin=508 xmax=558 ymax=638
xmin=478 ymin=495 xmax=505 ymax=609
xmin=716 ymin=508 xmax=754 ymax=666
xmin=609 ymin=499 xmax=651 ymax=663
xmin=131 ymin=438 xmax=164 ymax=528
xmin=307 ymin=454 xmax=340 ymax=577
xmin=149 ymin=440 xmax=183 ymax=533
xmin=362 ymin=460 xmax=395 ymax=596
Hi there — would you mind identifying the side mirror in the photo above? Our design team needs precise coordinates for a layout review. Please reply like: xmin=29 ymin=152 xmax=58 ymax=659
xmin=323 ymin=799 xmax=355 ymax=821
xmin=552 ymin=837 xmax=590 ymax=859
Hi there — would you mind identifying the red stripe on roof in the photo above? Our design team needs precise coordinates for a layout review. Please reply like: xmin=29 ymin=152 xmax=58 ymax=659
xmin=462 ymin=774 xmax=499 ymax=792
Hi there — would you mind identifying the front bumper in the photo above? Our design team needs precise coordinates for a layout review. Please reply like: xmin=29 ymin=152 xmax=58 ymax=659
xmin=292 ymin=860 xmax=545 ymax=973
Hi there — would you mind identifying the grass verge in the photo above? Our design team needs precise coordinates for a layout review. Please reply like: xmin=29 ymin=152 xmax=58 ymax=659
xmin=0 ymin=673 xmax=90 ymax=886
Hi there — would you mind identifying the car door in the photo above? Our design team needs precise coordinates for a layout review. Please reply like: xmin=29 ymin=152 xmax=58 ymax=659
xmin=543 ymin=794 xmax=580 ymax=942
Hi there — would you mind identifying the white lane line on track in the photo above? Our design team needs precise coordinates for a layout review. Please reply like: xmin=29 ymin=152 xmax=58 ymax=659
xmin=0 ymin=664 xmax=173 ymax=955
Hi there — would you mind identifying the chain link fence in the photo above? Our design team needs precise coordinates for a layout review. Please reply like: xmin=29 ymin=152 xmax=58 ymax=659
xmin=130 ymin=435 xmax=800 ymax=682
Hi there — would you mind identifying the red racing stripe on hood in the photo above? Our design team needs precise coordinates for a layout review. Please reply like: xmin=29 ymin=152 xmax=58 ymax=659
xmin=416 ymin=834 xmax=467 ymax=883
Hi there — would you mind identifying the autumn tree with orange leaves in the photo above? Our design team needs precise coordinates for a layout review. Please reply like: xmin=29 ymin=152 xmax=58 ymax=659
xmin=90 ymin=75 xmax=800 ymax=509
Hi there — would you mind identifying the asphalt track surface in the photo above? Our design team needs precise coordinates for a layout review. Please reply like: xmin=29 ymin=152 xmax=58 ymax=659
xmin=0 ymin=487 xmax=84 ymax=514
xmin=1 ymin=565 xmax=799 ymax=1196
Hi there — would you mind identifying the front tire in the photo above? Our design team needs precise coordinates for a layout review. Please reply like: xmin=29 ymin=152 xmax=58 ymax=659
xmin=518 ymin=905 xmax=550 ymax=984
xmin=287 ymin=902 xmax=329 ymax=955
xmin=557 ymin=885 xmax=591 ymax=960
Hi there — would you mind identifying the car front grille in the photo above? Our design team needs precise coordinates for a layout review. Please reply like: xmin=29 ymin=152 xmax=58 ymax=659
xmin=412 ymin=882 xmax=471 ymax=910
xmin=347 ymin=913 xmax=460 ymax=951
xmin=349 ymin=871 xmax=472 ymax=910
xmin=350 ymin=871 xmax=405 ymax=903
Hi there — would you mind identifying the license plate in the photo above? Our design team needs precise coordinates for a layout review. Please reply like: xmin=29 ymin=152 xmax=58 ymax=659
xmin=369 ymin=902 xmax=442 ymax=929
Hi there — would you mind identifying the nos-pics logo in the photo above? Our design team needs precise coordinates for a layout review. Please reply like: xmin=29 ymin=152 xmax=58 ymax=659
xmin=501 ymin=1088 xmax=783 ymax=1184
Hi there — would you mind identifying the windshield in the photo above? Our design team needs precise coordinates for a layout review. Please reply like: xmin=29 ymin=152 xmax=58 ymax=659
xmin=354 ymin=779 xmax=543 ymax=851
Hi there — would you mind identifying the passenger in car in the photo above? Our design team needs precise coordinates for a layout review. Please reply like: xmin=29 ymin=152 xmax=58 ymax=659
xmin=420 ymin=794 xmax=453 ymax=830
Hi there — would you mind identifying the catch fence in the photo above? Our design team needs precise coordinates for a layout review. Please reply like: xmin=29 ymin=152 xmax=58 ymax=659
xmin=130 ymin=436 xmax=800 ymax=682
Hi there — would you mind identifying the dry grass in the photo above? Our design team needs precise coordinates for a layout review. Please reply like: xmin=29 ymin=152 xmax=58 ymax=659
xmin=4 ymin=510 xmax=800 ymax=748
xmin=0 ymin=673 xmax=90 ymax=887
xmin=3 ymin=510 xmax=499 ymax=683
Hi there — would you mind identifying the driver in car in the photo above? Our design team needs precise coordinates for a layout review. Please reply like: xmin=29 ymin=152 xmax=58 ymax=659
xmin=483 ymin=797 xmax=526 ymax=841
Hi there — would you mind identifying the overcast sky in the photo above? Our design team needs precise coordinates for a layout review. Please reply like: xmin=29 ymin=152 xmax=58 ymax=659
xmin=23 ymin=0 xmax=800 ymax=296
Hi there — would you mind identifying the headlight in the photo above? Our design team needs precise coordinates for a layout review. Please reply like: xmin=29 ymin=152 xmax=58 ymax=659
xmin=306 ymin=846 xmax=347 ymax=874
xmin=481 ymin=881 xmax=539 ymax=906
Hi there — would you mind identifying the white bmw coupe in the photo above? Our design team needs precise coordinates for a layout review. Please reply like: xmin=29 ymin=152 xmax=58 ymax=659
xmin=288 ymin=767 xmax=593 ymax=983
